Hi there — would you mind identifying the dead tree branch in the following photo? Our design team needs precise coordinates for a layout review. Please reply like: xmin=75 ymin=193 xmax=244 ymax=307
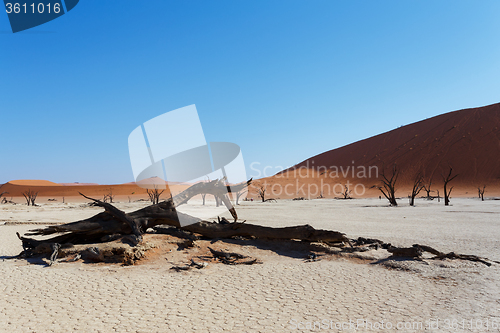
xmin=409 ymin=172 xmax=424 ymax=206
xmin=22 ymin=189 xmax=38 ymax=206
xmin=478 ymin=185 xmax=486 ymax=201
xmin=235 ymin=189 xmax=247 ymax=205
xmin=422 ymin=178 xmax=433 ymax=200
xmin=442 ymin=167 xmax=458 ymax=206
xmin=341 ymin=184 xmax=352 ymax=199
xmin=257 ymin=184 xmax=267 ymax=202
xmin=146 ymin=187 xmax=165 ymax=205
xmin=104 ymin=189 xmax=115 ymax=203
xmin=373 ymin=165 xmax=399 ymax=206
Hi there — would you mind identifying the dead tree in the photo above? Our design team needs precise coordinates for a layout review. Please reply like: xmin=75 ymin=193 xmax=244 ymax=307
xmin=478 ymin=186 xmax=486 ymax=201
xmin=409 ymin=173 xmax=424 ymax=206
xmin=103 ymin=189 xmax=115 ymax=203
xmin=22 ymin=189 xmax=38 ymax=206
xmin=442 ymin=167 xmax=458 ymax=206
xmin=146 ymin=187 xmax=165 ymax=205
xmin=235 ymin=189 xmax=247 ymax=205
xmin=341 ymin=185 xmax=352 ymax=199
xmin=257 ymin=184 xmax=267 ymax=202
xmin=422 ymin=179 xmax=433 ymax=200
xmin=16 ymin=179 xmax=350 ymax=256
xmin=214 ymin=195 xmax=223 ymax=207
xmin=373 ymin=165 xmax=398 ymax=206
xmin=201 ymin=193 xmax=206 ymax=205
xmin=1 ymin=192 xmax=11 ymax=204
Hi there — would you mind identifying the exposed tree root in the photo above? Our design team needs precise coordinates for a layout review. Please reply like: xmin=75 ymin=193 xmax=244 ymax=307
xmin=344 ymin=237 xmax=498 ymax=267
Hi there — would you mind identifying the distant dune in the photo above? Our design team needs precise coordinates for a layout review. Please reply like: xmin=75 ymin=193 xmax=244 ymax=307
xmin=251 ymin=102 xmax=500 ymax=199
xmin=7 ymin=180 xmax=62 ymax=186
xmin=0 ymin=181 xmax=190 ymax=203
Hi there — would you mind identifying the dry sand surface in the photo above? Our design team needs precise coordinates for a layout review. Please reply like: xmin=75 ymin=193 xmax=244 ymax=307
xmin=1 ymin=198 xmax=500 ymax=332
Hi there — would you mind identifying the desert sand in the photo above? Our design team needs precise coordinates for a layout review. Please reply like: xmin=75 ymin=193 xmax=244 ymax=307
xmin=1 ymin=197 xmax=499 ymax=332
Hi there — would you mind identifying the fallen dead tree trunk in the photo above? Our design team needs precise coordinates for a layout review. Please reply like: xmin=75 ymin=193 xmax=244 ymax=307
xmin=13 ymin=178 xmax=499 ymax=268
xmin=16 ymin=179 xmax=349 ymax=259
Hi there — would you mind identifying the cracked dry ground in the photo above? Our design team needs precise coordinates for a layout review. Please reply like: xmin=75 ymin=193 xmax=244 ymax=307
xmin=1 ymin=225 xmax=499 ymax=332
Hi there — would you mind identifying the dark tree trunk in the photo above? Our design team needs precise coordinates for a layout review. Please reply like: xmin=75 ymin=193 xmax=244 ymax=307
xmin=409 ymin=172 xmax=423 ymax=206
xmin=17 ymin=179 xmax=349 ymax=255
xmin=373 ymin=165 xmax=398 ymax=206
xmin=442 ymin=167 xmax=458 ymax=206
xmin=478 ymin=186 xmax=486 ymax=201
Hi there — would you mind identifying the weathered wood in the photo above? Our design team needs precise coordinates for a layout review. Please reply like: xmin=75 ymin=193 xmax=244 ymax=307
xmin=187 ymin=222 xmax=348 ymax=243
xmin=79 ymin=192 xmax=143 ymax=244
xmin=17 ymin=179 xmax=348 ymax=257
xmin=14 ymin=178 xmax=499 ymax=268
xmin=49 ymin=243 xmax=60 ymax=266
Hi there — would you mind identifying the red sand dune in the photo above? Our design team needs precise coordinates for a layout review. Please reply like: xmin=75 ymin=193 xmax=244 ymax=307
xmin=8 ymin=180 xmax=62 ymax=186
xmin=0 ymin=181 xmax=190 ymax=203
xmin=250 ymin=102 xmax=500 ymax=199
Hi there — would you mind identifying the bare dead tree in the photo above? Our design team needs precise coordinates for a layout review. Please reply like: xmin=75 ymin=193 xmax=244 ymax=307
xmin=0 ymin=191 xmax=8 ymax=203
xmin=478 ymin=185 xmax=486 ymax=201
xmin=146 ymin=186 xmax=165 ymax=205
xmin=409 ymin=173 xmax=424 ymax=206
xmin=235 ymin=189 xmax=247 ymax=205
xmin=442 ymin=167 xmax=458 ymax=206
xmin=103 ymin=189 xmax=115 ymax=203
xmin=201 ymin=193 xmax=206 ymax=205
xmin=373 ymin=165 xmax=399 ymax=206
xmin=422 ymin=178 xmax=433 ymax=200
xmin=341 ymin=184 xmax=352 ymax=199
xmin=257 ymin=184 xmax=267 ymax=202
xmin=22 ymin=189 xmax=39 ymax=206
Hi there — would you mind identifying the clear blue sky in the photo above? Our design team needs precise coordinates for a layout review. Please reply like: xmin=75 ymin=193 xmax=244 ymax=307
xmin=1 ymin=0 xmax=500 ymax=184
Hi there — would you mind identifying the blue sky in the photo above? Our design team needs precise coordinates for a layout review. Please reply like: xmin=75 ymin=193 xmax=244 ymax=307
xmin=1 ymin=0 xmax=500 ymax=184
